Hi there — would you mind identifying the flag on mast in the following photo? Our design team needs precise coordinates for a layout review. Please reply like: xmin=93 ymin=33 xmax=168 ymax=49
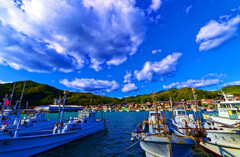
xmin=5 ymin=98 xmax=9 ymax=107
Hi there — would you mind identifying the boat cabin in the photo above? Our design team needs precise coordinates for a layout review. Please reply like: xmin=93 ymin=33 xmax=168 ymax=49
xmin=173 ymin=109 xmax=186 ymax=116
xmin=218 ymin=93 xmax=240 ymax=119
xmin=78 ymin=111 xmax=97 ymax=123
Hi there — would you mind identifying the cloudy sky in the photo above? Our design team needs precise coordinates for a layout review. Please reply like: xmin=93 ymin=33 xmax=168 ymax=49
xmin=0 ymin=0 xmax=240 ymax=97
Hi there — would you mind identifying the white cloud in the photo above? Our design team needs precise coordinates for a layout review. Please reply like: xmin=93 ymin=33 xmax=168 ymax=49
xmin=60 ymin=78 xmax=120 ymax=92
xmin=185 ymin=5 xmax=192 ymax=15
xmin=152 ymin=49 xmax=162 ymax=54
xmin=0 ymin=80 xmax=11 ymax=84
xmin=134 ymin=53 xmax=182 ymax=82
xmin=163 ymin=74 xmax=223 ymax=89
xmin=149 ymin=0 xmax=162 ymax=12
xmin=123 ymin=71 xmax=132 ymax=83
xmin=122 ymin=83 xmax=138 ymax=93
xmin=222 ymin=81 xmax=240 ymax=87
xmin=0 ymin=0 xmax=145 ymax=72
xmin=231 ymin=6 xmax=240 ymax=12
xmin=196 ymin=15 xmax=240 ymax=51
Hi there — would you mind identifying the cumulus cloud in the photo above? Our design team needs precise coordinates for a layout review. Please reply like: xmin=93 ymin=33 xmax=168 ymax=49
xmin=123 ymin=71 xmax=132 ymax=83
xmin=134 ymin=53 xmax=182 ymax=82
xmin=60 ymin=78 xmax=120 ymax=92
xmin=196 ymin=15 xmax=240 ymax=51
xmin=122 ymin=83 xmax=138 ymax=93
xmin=0 ymin=80 xmax=11 ymax=84
xmin=163 ymin=74 xmax=223 ymax=89
xmin=149 ymin=0 xmax=162 ymax=12
xmin=222 ymin=81 xmax=240 ymax=87
xmin=0 ymin=0 xmax=145 ymax=72
xmin=152 ymin=49 xmax=162 ymax=54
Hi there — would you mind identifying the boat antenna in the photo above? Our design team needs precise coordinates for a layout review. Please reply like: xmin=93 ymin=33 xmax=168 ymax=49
xmin=8 ymin=82 xmax=16 ymax=109
xmin=58 ymin=96 xmax=61 ymax=119
xmin=26 ymin=101 xmax=29 ymax=109
xmin=220 ymin=90 xmax=227 ymax=101
xmin=169 ymin=95 xmax=174 ymax=119
xmin=18 ymin=80 xmax=27 ymax=110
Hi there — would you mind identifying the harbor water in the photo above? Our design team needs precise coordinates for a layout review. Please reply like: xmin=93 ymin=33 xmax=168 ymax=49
xmin=36 ymin=111 xmax=214 ymax=157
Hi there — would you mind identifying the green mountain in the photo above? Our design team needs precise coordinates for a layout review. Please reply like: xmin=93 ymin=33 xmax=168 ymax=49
xmin=221 ymin=85 xmax=240 ymax=96
xmin=0 ymin=80 xmax=239 ymax=107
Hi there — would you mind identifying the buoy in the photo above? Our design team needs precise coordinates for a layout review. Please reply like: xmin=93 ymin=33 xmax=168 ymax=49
xmin=131 ymin=138 xmax=134 ymax=142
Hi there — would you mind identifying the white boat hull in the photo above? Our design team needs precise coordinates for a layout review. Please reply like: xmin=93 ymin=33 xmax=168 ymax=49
xmin=207 ymin=115 xmax=240 ymax=125
xmin=200 ymin=142 xmax=240 ymax=157
xmin=200 ymin=131 xmax=240 ymax=157
xmin=140 ymin=140 xmax=192 ymax=157
xmin=0 ymin=120 xmax=106 ymax=157
xmin=139 ymin=135 xmax=194 ymax=157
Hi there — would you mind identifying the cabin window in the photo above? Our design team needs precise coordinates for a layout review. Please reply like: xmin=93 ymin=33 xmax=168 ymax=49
xmin=150 ymin=113 xmax=161 ymax=116
xmin=90 ymin=113 xmax=95 ymax=117
xmin=221 ymin=104 xmax=226 ymax=108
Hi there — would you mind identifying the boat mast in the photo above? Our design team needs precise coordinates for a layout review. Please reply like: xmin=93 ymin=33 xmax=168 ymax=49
xmin=60 ymin=90 xmax=67 ymax=130
xmin=153 ymin=91 xmax=159 ymax=132
xmin=18 ymin=80 xmax=27 ymax=110
xmin=9 ymin=82 xmax=16 ymax=109
xmin=169 ymin=95 xmax=174 ymax=119
xmin=58 ymin=96 xmax=61 ymax=119
xmin=192 ymin=88 xmax=201 ymax=128
xmin=1 ymin=94 xmax=8 ymax=121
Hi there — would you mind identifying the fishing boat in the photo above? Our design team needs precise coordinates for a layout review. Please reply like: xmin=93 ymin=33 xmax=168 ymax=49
xmin=132 ymin=109 xmax=205 ymax=157
xmin=200 ymin=121 xmax=240 ymax=157
xmin=0 ymin=91 xmax=107 ymax=157
xmin=203 ymin=90 xmax=240 ymax=125
xmin=131 ymin=91 xmax=208 ymax=157
xmin=0 ymin=111 xmax=59 ymax=133
xmin=0 ymin=92 xmax=60 ymax=132
xmin=173 ymin=89 xmax=240 ymax=157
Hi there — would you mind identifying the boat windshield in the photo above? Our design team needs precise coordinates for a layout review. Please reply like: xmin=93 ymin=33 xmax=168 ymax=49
xmin=178 ymin=111 xmax=185 ymax=115
xmin=231 ymin=103 xmax=240 ymax=108
xmin=220 ymin=104 xmax=231 ymax=108
xmin=78 ymin=112 xmax=95 ymax=118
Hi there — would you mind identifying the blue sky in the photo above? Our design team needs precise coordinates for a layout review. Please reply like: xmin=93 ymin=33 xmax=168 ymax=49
xmin=0 ymin=0 xmax=240 ymax=98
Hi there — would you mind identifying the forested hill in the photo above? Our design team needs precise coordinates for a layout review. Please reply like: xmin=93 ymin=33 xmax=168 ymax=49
xmin=0 ymin=81 xmax=239 ymax=107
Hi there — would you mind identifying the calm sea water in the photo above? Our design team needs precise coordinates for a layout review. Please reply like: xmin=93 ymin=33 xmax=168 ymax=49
xmin=36 ymin=111 xmax=214 ymax=157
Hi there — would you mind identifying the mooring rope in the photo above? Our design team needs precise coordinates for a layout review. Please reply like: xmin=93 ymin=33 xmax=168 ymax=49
xmin=112 ymin=134 xmax=150 ymax=157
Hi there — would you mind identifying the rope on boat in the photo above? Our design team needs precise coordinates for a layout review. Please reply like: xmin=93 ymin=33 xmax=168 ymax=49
xmin=167 ymin=135 xmax=173 ymax=157
xmin=198 ymin=144 xmax=209 ymax=157
xmin=111 ymin=134 xmax=150 ymax=157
